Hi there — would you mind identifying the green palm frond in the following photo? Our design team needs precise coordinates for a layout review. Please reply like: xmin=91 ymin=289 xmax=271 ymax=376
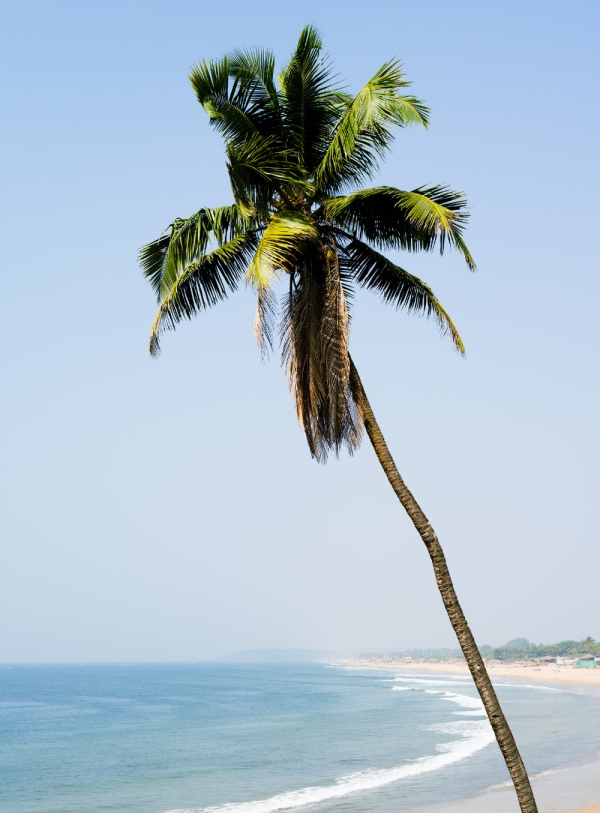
xmin=139 ymin=205 xmax=251 ymax=301
xmin=392 ymin=186 xmax=476 ymax=269
xmin=189 ymin=56 xmax=230 ymax=105
xmin=190 ymin=57 xmax=266 ymax=145
xmin=246 ymin=211 xmax=318 ymax=289
xmin=227 ymin=48 xmax=281 ymax=127
xmin=139 ymin=232 xmax=172 ymax=300
xmin=314 ymin=61 xmax=429 ymax=194
xmin=323 ymin=186 xmax=475 ymax=269
xmin=341 ymin=237 xmax=465 ymax=353
xmin=149 ymin=231 xmax=259 ymax=356
xmin=279 ymin=25 xmax=342 ymax=171
xmin=226 ymin=134 xmax=302 ymax=217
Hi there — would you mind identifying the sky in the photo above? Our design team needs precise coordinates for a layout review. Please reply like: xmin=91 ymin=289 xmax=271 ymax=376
xmin=1 ymin=0 xmax=598 ymax=662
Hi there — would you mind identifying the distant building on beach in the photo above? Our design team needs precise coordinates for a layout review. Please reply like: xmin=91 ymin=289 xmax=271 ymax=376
xmin=576 ymin=655 xmax=597 ymax=668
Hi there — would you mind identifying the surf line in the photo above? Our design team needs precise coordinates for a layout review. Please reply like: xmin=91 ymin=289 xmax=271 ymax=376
xmin=169 ymin=692 xmax=493 ymax=813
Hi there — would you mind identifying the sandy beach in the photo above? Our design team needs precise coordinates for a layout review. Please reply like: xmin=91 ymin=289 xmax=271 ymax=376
xmin=413 ymin=763 xmax=600 ymax=813
xmin=335 ymin=659 xmax=600 ymax=689
xmin=414 ymin=763 xmax=600 ymax=813
xmin=570 ymin=808 xmax=600 ymax=813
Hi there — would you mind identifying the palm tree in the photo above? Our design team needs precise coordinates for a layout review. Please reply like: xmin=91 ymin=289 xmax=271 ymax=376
xmin=139 ymin=26 xmax=538 ymax=813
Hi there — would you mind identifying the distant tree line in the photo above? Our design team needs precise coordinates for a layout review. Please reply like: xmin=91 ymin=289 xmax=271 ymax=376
xmin=479 ymin=636 xmax=600 ymax=661
xmin=359 ymin=636 xmax=599 ymax=662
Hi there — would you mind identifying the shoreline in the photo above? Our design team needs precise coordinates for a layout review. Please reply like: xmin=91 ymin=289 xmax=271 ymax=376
xmin=331 ymin=660 xmax=600 ymax=812
xmin=331 ymin=659 xmax=600 ymax=690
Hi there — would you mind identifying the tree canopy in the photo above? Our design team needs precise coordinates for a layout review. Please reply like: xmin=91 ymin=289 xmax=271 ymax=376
xmin=140 ymin=25 xmax=474 ymax=461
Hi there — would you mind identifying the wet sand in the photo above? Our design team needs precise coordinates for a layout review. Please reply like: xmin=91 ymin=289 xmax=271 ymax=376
xmin=411 ymin=759 xmax=600 ymax=812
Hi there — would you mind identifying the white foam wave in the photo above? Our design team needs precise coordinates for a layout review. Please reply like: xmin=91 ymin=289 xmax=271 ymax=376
xmin=494 ymin=683 xmax=562 ymax=692
xmin=391 ymin=683 xmax=486 ymax=717
xmin=179 ymin=731 xmax=493 ymax=813
xmin=392 ymin=672 xmax=469 ymax=679
xmin=423 ymin=689 xmax=485 ymax=713
xmin=168 ymin=706 xmax=493 ymax=813
xmin=392 ymin=677 xmax=472 ymax=687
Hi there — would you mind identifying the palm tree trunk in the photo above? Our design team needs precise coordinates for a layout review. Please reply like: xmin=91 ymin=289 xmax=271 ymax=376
xmin=349 ymin=359 xmax=538 ymax=813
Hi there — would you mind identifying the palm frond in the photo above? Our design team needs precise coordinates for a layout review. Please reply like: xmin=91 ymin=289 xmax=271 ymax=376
xmin=189 ymin=56 xmax=230 ymax=105
xmin=226 ymin=134 xmax=302 ymax=217
xmin=190 ymin=57 xmax=266 ymax=145
xmin=279 ymin=25 xmax=341 ymax=170
xmin=390 ymin=186 xmax=476 ymax=269
xmin=280 ymin=242 xmax=362 ymax=461
xmin=139 ymin=231 xmax=172 ymax=300
xmin=254 ymin=284 xmax=278 ymax=359
xmin=341 ymin=237 xmax=465 ymax=353
xmin=149 ymin=231 xmax=259 ymax=356
xmin=227 ymin=47 xmax=281 ymax=128
xmin=321 ymin=247 xmax=362 ymax=449
xmin=314 ymin=60 xmax=429 ymax=194
xmin=246 ymin=211 xmax=318 ymax=289
xmin=280 ymin=254 xmax=326 ymax=459
xmin=323 ymin=186 xmax=475 ymax=269
xmin=139 ymin=205 xmax=251 ymax=301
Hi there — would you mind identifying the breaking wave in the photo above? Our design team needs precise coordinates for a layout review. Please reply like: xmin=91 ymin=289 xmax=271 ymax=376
xmin=167 ymin=685 xmax=493 ymax=813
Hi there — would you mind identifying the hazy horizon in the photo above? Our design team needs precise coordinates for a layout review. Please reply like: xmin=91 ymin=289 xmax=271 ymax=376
xmin=3 ymin=637 xmax=598 ymax=666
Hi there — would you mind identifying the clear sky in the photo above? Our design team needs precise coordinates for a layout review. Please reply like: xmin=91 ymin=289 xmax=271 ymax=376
xmin=1 ymin=0 xmax=598 ymax=661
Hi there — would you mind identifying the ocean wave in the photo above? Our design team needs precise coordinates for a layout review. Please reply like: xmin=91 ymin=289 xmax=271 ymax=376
xmin=391 ymin=686 xmax=485 ymax=714
xmin=493 ymin=683 xmax=563 ymax=692
xmin=390 ymin=682 xmax=486 ymax=717
xmin=391 ymin=677 xmax=472 ymax=687
xmin=167 ymin=707 xmax=493 ymax=813
xmin=423 ymin=689 xmax=485 ymax=712
xmin=391 ymin=672 xmax=469 ymax=678
xmin=388 ymin=675 xmax=564 ymax=695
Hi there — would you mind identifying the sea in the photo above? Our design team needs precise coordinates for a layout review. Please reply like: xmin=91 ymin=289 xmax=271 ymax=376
xmin=1 ymin=663 xmax=599 ymax=813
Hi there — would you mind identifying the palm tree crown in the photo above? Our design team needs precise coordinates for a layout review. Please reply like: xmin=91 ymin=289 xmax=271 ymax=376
xmin=140 ymin=25 xmax=475 ymax=460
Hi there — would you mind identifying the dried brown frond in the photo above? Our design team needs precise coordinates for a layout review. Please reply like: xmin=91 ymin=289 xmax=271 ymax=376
xmin=254 ymin=285 xmax=277 ymax=358
xmin=280 ymin=238 xmax=363 ymax=461
xmin=321 ymin=244 xmax=363 ymax=452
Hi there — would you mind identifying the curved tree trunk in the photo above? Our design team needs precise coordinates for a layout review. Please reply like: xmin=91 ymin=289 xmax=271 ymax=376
xmin=349 ymin=359 xmax=538 ymax=813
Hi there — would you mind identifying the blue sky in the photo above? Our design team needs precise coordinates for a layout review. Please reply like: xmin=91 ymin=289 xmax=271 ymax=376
xmin=1 ymin=0 xmax=598 ymax=660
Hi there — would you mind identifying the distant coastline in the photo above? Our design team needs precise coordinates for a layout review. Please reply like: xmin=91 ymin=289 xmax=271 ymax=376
xmin=326 ymin=636 xmax=600 ymax=689
xmin=223 ymin=637 xmax=600 ymax=668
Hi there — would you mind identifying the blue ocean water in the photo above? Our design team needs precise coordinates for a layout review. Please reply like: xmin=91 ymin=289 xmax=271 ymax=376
xmin=1 ymin=663 xmax=599 ymax=813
